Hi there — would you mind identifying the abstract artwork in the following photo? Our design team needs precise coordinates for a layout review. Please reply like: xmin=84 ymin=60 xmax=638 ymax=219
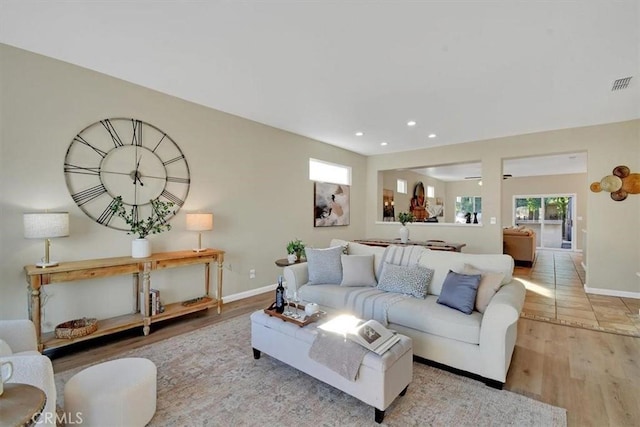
xmin=314 ymin=182 xmax=350 ymax=227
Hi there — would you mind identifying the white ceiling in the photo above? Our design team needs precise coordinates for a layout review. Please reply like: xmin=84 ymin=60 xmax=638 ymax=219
xmin=1 ymin=1 xmax=638 ymax=158
xmin=412 ymin=152 xmax=588 ymax=182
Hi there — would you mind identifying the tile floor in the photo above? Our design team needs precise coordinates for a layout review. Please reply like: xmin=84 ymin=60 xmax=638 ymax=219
xmin=514 ymin=250 xmax=640 ymax=337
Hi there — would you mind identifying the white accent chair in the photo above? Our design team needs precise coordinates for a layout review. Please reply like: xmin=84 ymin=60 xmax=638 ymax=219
xmin=0 ymin=320 xmax=57 ymax=426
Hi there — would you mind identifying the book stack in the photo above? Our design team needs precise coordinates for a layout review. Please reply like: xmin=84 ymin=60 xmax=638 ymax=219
xmin=140 ymin=289 xmax=162 ymax=315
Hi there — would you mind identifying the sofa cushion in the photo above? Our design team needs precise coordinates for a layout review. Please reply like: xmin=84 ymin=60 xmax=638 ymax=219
xmin=306 ymin=246 xmax=343 ymax=285
xmin=332 ymin=239 xmax=387 ymax=281
xmin=418 ymin=250 xmax=514 ymax=296
xmin=299 ymin=284 xmax=353 ymax=309
xmin=462 ymin=264 xmax=505 ymax=313
xmin=377 ymin=262 xmax=434 ymax=299
xmin=436 ymin=270 xmax=481 ymax=314
xmin=387 ymin=295 xmax=482 ymax=345
xmin=340 ymin=255 xmax=377 ymax=287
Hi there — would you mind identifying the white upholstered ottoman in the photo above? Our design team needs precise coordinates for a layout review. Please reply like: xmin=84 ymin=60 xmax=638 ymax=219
xmin=64 ymin=357 xmax=157 ymax=427
xmin=250 ymin=310 xmax=412 ymax=423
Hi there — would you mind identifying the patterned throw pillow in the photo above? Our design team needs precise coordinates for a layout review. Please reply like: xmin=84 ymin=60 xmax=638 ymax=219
xmin=306 ymin=246 xmax=343 ymax=285
xmin=437 ymin=270 xmax=482 ymax=314
xmin=377 ymin=262 xmax=434 ymax=298
xmin=340 ymin=255 xmax=377 ymax=287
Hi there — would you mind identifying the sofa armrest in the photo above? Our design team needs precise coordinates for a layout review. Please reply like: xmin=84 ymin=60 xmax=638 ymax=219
xmin=2 ymin=354 xmax=57 ymax=426
xmin=283 ymin=262 xmax=309 ymax=291
xmin=478 ymin=279 xmax=526 ymax=382
xmin=0 ymin=320 xmax=38 ymax=353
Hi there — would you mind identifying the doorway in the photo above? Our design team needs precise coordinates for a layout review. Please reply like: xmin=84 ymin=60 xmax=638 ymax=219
xmin=513 ymin=194 xmax=576 ymax=250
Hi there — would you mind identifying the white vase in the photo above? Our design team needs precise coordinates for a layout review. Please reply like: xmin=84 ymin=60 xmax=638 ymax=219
xmin=132 ymin=238 xmax=151 ymax=258
xmin=287 ymin=254 xmax=297 ymax=264
xmin=399 ymin=225 xmax=409 ymax=244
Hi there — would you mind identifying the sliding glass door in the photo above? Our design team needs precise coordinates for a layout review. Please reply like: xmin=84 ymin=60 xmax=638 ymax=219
xmin=513 ymin=194 xmax=575 ymax=250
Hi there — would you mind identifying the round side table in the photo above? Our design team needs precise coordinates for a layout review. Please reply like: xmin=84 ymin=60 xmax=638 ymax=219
xmin=274 ymin=258 xmax=306 ymax=267
xmin=0 ymin=383 xmax=47 ymax=427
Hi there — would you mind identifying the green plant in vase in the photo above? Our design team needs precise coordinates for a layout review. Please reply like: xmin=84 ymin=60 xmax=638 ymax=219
xmin=111 ymin=196 xmax=176 ymax=238
xmin=111 ymin=196 xmax=176 ymax=258
xmin=398 ymin=212 xmax=415 ymax=226
xmin=286 ymin=239 xmax=306 ymax=261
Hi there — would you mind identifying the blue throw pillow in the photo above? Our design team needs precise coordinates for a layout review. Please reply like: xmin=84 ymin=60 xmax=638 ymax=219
xmin=437 ymin=270 xmax=482 ymax=314
xmin=377 ymin=262 xmax=434 ymax=298
xmin=306 ymin=246 xmax=343 ymax=285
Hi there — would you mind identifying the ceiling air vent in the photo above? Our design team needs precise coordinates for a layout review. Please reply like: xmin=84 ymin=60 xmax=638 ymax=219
xmin=611 ymin=76 xmax=632 ymax=91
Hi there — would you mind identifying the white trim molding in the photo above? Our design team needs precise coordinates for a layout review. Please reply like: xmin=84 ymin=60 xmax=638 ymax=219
xmin=584 ymin=284 xmax=640 ymax=299
xmin=224 ymin=284 xmax=276 ymax=303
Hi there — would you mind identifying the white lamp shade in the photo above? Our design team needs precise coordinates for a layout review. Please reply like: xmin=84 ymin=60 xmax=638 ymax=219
xmin=23 ymin=212 xmax=70 ymax=239
xmin=186 ymin=213 xmax=213 ymax=231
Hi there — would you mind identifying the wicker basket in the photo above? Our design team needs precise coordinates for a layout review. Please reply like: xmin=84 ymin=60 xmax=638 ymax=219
xmin=55 ymin=317 xmax=98 ymax=339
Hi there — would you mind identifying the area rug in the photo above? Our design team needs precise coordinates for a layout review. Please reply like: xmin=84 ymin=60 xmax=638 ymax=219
xmin=54 ymin=315 xmax=567 ymax=426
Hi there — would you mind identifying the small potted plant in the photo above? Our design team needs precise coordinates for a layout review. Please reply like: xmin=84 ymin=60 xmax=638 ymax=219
xmin=397 ymin=212 xmax=415 ymax=243
xmin=398 ymin=212 xmax=415 ymax=226
xmin=111 ymin=196 xmax=176 ymax=258
xmin=286 ymin=239 xmax=306 ymax=263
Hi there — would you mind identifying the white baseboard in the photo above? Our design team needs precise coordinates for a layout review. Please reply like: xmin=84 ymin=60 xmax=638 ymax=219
xmin=224 ymin=283 xmax=276 ymax=303
xmin=583 ymin=284 xmax=640 ymax=299
xmin=581 ymin=262 xmax=587 ymax=270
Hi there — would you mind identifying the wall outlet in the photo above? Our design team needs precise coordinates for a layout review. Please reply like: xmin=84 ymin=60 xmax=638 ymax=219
xmin=249 ymin=269 xmax=256 ymax=279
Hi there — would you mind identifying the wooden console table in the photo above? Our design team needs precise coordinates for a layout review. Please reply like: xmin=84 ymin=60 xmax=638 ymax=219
xmin=355 ymin=239 xmax=465 ymax=252
xmin=24 ymin=249 xmax=224 ymax=352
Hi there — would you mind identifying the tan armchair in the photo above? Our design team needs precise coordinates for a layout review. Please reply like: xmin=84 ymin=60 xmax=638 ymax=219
xmin=503 ymin=227 xmax=536 ymax=265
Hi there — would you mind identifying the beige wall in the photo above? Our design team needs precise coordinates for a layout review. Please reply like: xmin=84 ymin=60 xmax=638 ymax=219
xmin=367 ymin=121 xmax=640 ymax=295
xmin=0 ymin=44 xmax=367 ymax=325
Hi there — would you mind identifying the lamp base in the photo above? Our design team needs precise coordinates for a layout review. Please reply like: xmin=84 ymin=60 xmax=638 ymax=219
xmin=192 ymin=248 xmax=208 ymax=253
xmin=36 ymin=260 xmax=59 ymax=268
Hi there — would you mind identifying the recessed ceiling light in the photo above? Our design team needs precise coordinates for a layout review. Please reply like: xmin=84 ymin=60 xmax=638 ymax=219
xmin=428 ymin=133 xmax=437 ymax=139
xmin=407 ymin=121 xmax=417 ymax=127
xmin=380 ymin=142 xmax=388 ymax=146
xmin=355 ymin=131 xmax=364 ymax=136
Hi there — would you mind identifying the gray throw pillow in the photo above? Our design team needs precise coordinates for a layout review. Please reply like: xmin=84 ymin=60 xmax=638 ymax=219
xmin=377 ymin=262 xmax=434 ymax=298
xmin=437 ymin=270 xmax=482 ymax=314
xmin=306 ymin=246 xmax=343 ymax=285
xmin=340 ymin=254 xmax=377 ymax=287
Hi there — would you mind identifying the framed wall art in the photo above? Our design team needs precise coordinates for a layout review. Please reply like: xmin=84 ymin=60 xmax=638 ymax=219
xmin=314 ymin=182 xmax=350 ymax=227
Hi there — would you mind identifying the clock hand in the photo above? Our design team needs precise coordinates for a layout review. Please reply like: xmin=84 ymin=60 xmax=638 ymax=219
xmin=133 ymin=156 xmax=144 ymax=186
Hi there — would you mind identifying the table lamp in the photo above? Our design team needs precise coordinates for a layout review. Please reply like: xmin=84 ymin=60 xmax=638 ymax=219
xmin=185 ymin=213 xmax=213 ymax=252
xmin=23 ymin=212 xmax=69 ymax=267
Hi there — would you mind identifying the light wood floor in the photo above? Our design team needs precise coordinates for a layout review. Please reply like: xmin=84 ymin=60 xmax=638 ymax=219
xmin=50 ymin=291 xmax=640 ymax=427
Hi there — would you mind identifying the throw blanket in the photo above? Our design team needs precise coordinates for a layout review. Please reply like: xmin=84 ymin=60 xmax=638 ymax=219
xmin=309 ymin=330 xmax=368 ymax=381
xmin=329 ymin=245 xmax=423 ymax=326
xmin=376 ymin=244 xmax=424 ymax=278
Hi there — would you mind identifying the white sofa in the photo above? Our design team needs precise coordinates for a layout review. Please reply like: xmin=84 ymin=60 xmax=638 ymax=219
xmin=283 ymin=239 xmax=526 ymax=388
xmin=0 ymin=320 xmax=57 ymax=426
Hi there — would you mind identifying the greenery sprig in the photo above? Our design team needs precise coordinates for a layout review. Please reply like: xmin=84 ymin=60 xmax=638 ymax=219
xmin=286 ymin=239 xmax=306 ymax=258
xmin=398 ymin=212 xmax=415 ymax=226
xmin=111 ymin=196 xmax=176 ymax=239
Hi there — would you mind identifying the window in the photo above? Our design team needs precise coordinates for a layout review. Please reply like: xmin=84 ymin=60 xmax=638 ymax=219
xmin=309 ymin=158 xmax=351 ymax=185
xmin=455 ymin=196 xmax=482 ymax=223
xmin=426 ymin=185 xmax=435 ymax=198
xmin=397 ymin=179 xmax=407 ymax=194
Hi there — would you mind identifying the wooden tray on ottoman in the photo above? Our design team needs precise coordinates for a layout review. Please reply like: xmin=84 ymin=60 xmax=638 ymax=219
xmin=264 ymin=302 xmax=325 ymax=327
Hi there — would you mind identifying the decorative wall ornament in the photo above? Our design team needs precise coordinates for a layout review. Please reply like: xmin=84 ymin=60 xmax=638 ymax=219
xmin=590 ymin=165 xmax=640 ymax=201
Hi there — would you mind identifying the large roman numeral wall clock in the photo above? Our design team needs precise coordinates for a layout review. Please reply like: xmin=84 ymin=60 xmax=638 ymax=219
xmin=64 ymin=118 xmax=190 ymax=231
